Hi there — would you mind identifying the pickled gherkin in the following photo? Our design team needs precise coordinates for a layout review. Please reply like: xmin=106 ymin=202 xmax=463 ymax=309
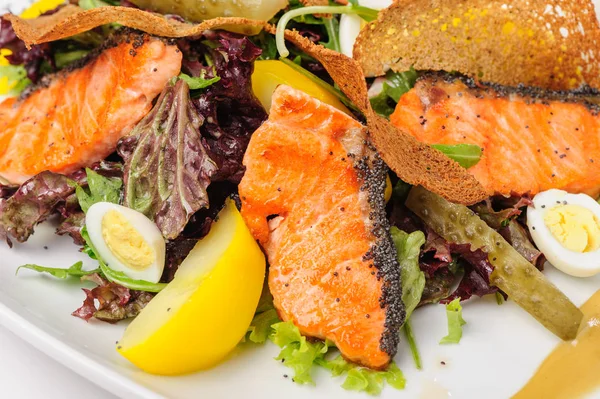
xmin=406 ymin=185 xmax=582 ymax=341
xmin=130 ymin=0 xmax=288 ymax=24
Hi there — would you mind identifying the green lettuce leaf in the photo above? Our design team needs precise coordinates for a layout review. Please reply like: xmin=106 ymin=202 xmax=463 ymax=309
xmin=440 ymin=298 xmax=467 ymax=344
xmin=390 ymin=227 xmax=426 ymax=319
xmin=75 ymin=168 xmax=122 ymax=213
xmin=270 ymin=321 xmax=329 ymax=385
xmin=0 ymin=65 xmax=32 ymax=96
xmin=369 ymin=68 xmax=418 ymax=118
xmin=178 ymin=72 xmax=220 ymax=90
xmin=341 ymin=362 xmax=406 ymax=395
xmin=81 ymin=227 xmax=167 ymax=293
xmin=16 ymin=261 xmax=100 ymax=279
xmin=431 ymin=144 xmax=482 ymax=169
xmin=247 ymin=309 xmax=280 ymax=344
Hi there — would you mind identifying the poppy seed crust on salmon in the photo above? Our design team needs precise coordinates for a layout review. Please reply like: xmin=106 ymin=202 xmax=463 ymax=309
xmin=239 ymin=85 xmax=404 ymax=369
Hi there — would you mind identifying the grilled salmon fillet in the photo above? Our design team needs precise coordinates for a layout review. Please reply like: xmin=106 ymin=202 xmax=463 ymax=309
xmin=239 ymin=85 xmax=403 ymax=369
xmin=0 ymin=33 xmax=182 ymax=184
xmin=390 ymin=74 xmax=600 ymax=197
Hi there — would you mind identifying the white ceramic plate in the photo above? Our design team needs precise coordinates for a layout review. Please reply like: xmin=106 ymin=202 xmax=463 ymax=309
xmin=2 ymin=1 xmax=600 ymax=398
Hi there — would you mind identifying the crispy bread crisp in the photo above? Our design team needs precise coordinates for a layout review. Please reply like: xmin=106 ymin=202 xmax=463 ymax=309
xmin=4 ymin=6 xmax=487 ymax=204
xmin=354 ymin=0 xmax=600 ymax=90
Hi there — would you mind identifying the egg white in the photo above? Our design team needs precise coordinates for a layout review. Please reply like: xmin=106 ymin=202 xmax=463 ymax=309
xmin=339 ymin=0 xmax=393 ymax=58
xmin=86 ymin=202 xmax=166 ymax=283
xmin=527 ymin=189 xmax=600 ymax=277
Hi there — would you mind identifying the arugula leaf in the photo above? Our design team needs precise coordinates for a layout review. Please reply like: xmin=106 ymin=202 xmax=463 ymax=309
xmin=403 ymin=320 xmax=422 ymax=370
xmin=369 ymin=91 xmax=396 ymax=118
xmin=383 ymin=68 xmax=418 ymax=102
xmin=75 ymin=168 xmax=122 ymax=213
xmin=276 ymin=4 xmax=379 ymax=57
xmin=390 ymin=227 xmax=426 ymax=319
xmin=369 ymin=69 xmax=418 ymax=118
xmin=0 ymin=65 xmax=32 ymax=96
xmin=431 ymin=144 xmax=483 ymax=169
xmin=253 ymin=31 xmax=278 ymax=60
xmin=323 ymin=18 xmax=341 ymax=53
xmin=440 ymin=298 xmax=467 ymax=344
xmin=16 ymin=261 xmax=100 ymax=279
xmin=81 ymin=227 xmax=167 ymax=293
xmin=178 ymin=72 xmax=221 ymax=90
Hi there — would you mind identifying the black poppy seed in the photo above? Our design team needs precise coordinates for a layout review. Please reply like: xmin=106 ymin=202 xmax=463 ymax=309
xmin=552 ymin=174 xmax=556 ymax=177
xmin=532 ymin=226 xmax=536 ymax=230
xmin=557 ymin=200 xmax=561 ymax=203
xmin=277 ymin=188 xmax=281 ymax=192
xmin=285 ymin=283 xmax=289 ymax=287
xmin=525 ymin=125 xmax=529 ymax=129
xmin=333 ymin=272 xmax=338 ymax=277
xmin=340 ymin=207 xmax=345 ymax=211
xmin=284 ymin=375 xmax=288 ymax=378
xmin=341 ymin=158 xmax=346 ymax=161
xmin=365 ymin=314 xmax=371 ymax=318
xmin=281 ymin=359 xmax=285 ymax=363
xmin=329 ymin=151 xmax=333 ymax=155
xmin=591 ymin=159 xmax=595 ymax=163
xmin=117 ymin=346 xmax=122 ymax=350
xmin=554 ymin=150 xmax=558 ymax=154
xmin=371 ymin=271 xmax=375 ymax=275
xmin=442 ymin=125 xmax=446 ymax=130
xmin=550 ymin=112 xmax=554 ymax=115
xmin=576 ymin=128 xmax=580 ymax=131
xmin=496 ymin=242 xmax=500 ymax=246
xmin=456 ymin=116 xmax=460 ymax=120
xmin=566 ymin=147 xmax=570 ymax=151
xmin=292 ymin=378 xmax=295 ymax=382
xmin=493 ymin=257 xmax=497 ymax=261
xmin=563 ymin=200 xmax=567 ymax=205
xmin=346 ymin=266 xmax=351 ymax=271
xmin=115 ymin=341 xmax=119 ymax=344
xmin=476 ymin=114 xmax=480 ymax=118
xmin=336 ymin=298 xmax=340 ymax=302
xmin=537 ymin=149 xmax=541 ymax=152
xmin=167 ymin=308 xmax=171 ymax=312
xmin=153 ymin=68 xmax=158 ymax=72
xmin=44 ymin=246 xmax=48 ymax=250
xmin=441 ymin=361 xmax=446 ymax=365
xmin=559 ymin=154 xmax=566 ymax=159
xmin=541 ymin=205 xmax=546 ymax=208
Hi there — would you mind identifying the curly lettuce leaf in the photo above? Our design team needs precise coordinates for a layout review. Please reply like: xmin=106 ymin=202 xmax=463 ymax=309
xmin=431 ymin=144 xmax=482 ymax=169
xmin=391 ymin=227 xmax=426 ymax=319
xmin=121 ymin=79 xmax=217 ymax=240
xmin=75 ymin=167 xmax=122 ymax=213
xmin=16 ymin=261 xmax=100 ymax=279
xmin=440 ymin=298 xmax=467 ymax=344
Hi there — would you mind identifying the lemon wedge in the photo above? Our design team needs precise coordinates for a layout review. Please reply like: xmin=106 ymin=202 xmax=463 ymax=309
xmin=252 ymin=60 xmax=350 ymax=114
xmin=117 ymin=199 xmax=266 ymax=375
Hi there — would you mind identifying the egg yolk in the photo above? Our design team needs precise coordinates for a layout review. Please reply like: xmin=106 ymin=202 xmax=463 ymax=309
xmin=544 ymin=205 xmax=600 ymax=253
xmin=101 ymin=210 xmax=155 ymax=271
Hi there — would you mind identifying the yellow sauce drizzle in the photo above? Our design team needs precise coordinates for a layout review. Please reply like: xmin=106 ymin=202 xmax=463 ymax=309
xmin=513 ymin=290 xmax=600 ymax=399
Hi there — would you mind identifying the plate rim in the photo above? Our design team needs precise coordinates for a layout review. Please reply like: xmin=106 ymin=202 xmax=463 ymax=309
xmin=0 ymin=300 xmax=163 ymax=399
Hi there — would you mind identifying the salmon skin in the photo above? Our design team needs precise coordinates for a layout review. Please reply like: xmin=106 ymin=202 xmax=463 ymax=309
xmin=239 ymin=85 xmax=404 ymax=369
xmin=0 ymin=32 xmax=182 ymax=184
xmin=391 ymin=73 xmax=600 ymax=197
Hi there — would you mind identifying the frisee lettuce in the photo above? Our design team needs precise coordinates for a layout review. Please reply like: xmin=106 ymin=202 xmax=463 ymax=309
xmin=440 ymin=298 xmax=467 ymax=344
xmin=16 ymin=261 xmax=100 ymax=279
xmin=75 ymin=168 xmax=122 ymax=213
xmin=246 ymin=303 xmax=406 ymax=395
xmin=431 ymin=144 xmax=483 ymax=169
